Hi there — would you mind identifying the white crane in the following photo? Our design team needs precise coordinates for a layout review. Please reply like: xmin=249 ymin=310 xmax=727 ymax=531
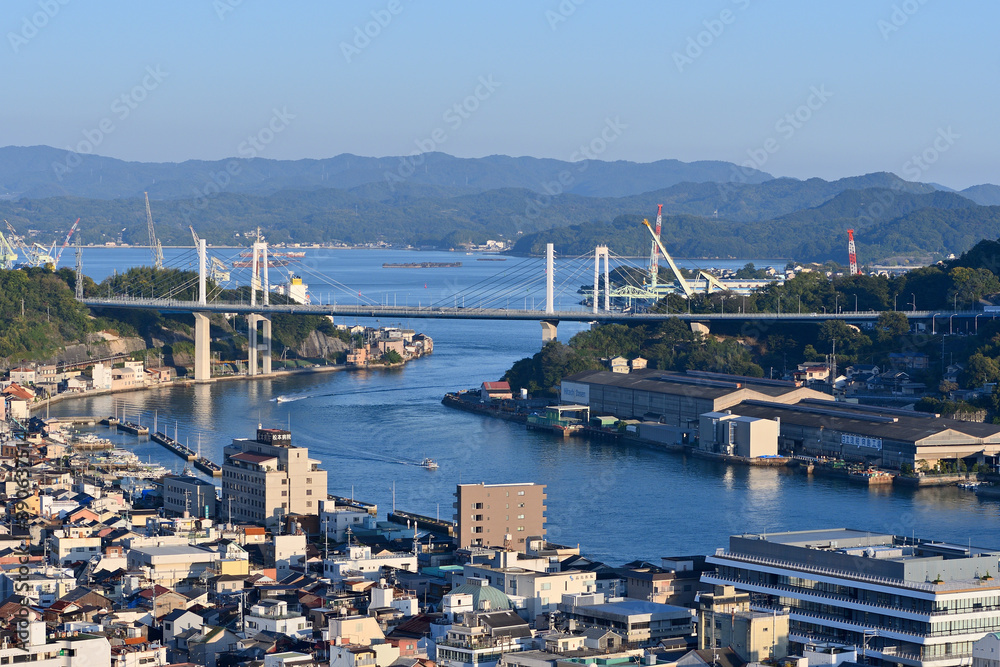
xmin=145 ymin=192 xmax=163 ymax=269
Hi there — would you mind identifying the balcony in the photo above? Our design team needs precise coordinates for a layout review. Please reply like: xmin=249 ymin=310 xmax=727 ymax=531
xmin=711 ymin=550 xmax=942 ymax=592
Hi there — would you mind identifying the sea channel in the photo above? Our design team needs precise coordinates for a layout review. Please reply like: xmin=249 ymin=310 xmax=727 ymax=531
xmin=45 ymin=247 xmax=1000 ymax=563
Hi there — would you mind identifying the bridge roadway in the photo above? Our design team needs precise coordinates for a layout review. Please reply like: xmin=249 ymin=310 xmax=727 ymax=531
xmin=79 ymin=297 xmax=977 ymax=324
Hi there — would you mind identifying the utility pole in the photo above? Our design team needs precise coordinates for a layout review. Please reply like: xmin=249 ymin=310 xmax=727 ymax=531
xmin=323 ymin=516 xmax=329 ymax=561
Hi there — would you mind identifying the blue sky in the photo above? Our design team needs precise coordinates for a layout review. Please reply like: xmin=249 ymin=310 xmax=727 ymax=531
xmin=3 ymin=1 xmax=996 ymax=188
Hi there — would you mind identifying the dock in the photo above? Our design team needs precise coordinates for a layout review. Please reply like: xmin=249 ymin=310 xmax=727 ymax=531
xmin=150 ymin=432 xmax=196 ymax=462
xmin=193 ymin=456 xmax=222 ymax=477
xmin=388 ymin=510 xmax=456 ymax=538
xmin=117 ymin=421 xmax=149 ymax=436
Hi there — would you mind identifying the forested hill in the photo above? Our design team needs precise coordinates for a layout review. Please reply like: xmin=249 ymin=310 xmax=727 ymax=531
xmin=3 ymin=146 xmax=1000 ymax=263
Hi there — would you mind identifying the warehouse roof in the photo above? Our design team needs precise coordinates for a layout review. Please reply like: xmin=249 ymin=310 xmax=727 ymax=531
xmin=734 ymin=400 xmax=1000 ymax=444
xmin=563 ymin=369 xmax=829 ymax=403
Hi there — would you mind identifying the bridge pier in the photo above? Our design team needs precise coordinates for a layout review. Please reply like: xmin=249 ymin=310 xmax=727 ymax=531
xmin=541 ymin=320 xmax=558 ymax=343
xmin=689 ymin=321 xmax=710 ymax=335
xmin=247 ymin=314 xmax=273 ymax=376
xmin=193 ymin=312 xmax=211 ymax=382
xmin=262 ymin=316 xmax=272 ymax=374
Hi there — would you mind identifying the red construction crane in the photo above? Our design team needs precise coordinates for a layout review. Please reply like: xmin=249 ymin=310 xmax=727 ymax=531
xmin=649 ymin=204 xmax=663 ymax=282
xmin=847 ymin=229 xmax=859 ymax=276
xmin=53 ymin=218 xmax=81 ymax=267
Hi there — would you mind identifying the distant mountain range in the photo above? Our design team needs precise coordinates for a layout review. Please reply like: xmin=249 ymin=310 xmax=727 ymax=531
xmin=0 ymin=145 xmax=773 ymax=200
xmin=1 ymin=145 xmax=998 ymax=263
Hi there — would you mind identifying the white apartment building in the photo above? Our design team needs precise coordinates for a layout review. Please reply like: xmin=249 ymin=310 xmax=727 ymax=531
xmin=704 ymin=529 xmax=1000 ymax=667
xmin=221 ymin=428 xmax=327 ymax=526
xmin=51 ymin=534 xmax=102 ymax=565
xmin=126 ymin=544 xmax=220 ymax=589
xmin=463 ymin=551 xmax=597 ymax=619
xmin=244 ymin=599 xmax=310 ymax=638
xmin=319 ymin=500 xmax=376 ymax=541
xmin=0 ymin=564 xmax=77 ymax=605
xmin=323 ymin=544 xmax=417 ymax=582
xmin=0 ymin=622 xmax=110 ymax=667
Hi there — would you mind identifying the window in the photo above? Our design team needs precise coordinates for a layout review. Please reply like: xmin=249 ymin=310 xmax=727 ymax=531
xmin=306 ymin=489 xmax=312 ymax=495
xmin=518 ymin=491 xmax=525 ymax=495
xmin=307 ymin=478 xmax=312 ymax=483
xmin=306 ymin=501 xmax=312 ymax=507
xmin=281 ymin=490 xmax=287 ymax=496
xmin=517 ymin=514 xmax=525 ymax=519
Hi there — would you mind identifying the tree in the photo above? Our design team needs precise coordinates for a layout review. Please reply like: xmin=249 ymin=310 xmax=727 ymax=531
xmin=873 ymin=311 xmax=910 ymax=343
xmin=961 ymin=353 xmax=1000 ymax=388
xmin=950 ymin=266 xmax=1000 ymax=306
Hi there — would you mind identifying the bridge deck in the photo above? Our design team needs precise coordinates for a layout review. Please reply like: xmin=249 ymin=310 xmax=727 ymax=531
xmin=79 ymin=297 xmax=979 ymax=323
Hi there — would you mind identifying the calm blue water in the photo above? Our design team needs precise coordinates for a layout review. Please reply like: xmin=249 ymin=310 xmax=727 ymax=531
xmin=45 ymin=248 xmax=1000 ymax=564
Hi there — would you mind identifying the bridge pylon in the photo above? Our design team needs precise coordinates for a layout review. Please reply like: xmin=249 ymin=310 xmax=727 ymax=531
xmin=594 ymin=246 xmax=610 ymax=313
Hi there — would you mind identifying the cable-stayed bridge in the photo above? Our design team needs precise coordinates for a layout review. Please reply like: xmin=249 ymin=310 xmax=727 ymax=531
xmin=75 ymin=239 xmax=977 ymax=382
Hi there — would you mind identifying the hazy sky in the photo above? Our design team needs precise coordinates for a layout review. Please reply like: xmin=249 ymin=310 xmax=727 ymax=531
xmin=4 ymin=1 xmax=996 ymax=188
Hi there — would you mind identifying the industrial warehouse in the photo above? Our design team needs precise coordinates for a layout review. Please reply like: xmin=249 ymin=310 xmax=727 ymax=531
xmin=559 ymin=369 xmax=1000 ymax=471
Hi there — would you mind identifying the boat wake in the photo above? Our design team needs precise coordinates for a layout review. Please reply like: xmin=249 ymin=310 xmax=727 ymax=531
xmin=272 ymin=395 xmax=310 ymax=403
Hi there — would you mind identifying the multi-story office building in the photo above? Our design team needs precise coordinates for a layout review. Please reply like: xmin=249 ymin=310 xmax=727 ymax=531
xmin=703 ymin=529 xmax=1000 ymax=667
xmin=163 ymin=475 xmax=218 ymax=519
xmin=455 ymin=483 xmax=546 ymax=551
xmin=221 ymin=428 xmax=327 ymax=526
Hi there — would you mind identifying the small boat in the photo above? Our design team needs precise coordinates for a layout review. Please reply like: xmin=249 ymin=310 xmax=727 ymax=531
xmin=275 ymin=395 xmax=289 ymax=403
xmin=419 ymin=458 xmax=439 ymax=470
